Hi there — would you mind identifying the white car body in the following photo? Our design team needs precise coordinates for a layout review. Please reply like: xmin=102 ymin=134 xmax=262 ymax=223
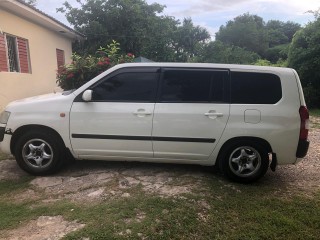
xmin=0 ymin=63 xmax=309 ymax=182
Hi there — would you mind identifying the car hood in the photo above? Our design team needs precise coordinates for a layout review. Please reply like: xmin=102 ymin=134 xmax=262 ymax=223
xmin=5 ymin=92 xmax=74 ymax=112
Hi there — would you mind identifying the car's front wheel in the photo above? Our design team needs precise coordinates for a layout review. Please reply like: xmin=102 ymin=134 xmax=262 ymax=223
xmin=219 ymin=141 xmax=269 ymax=183
xmin=14 ymin=130 xmax=64 ymax=175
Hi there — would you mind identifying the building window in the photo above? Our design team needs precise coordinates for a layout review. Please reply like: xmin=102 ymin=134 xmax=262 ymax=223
xmin=6 ymin=35 xmax=19 ymax=72
xmin=56 ymin=49 xmax=65 ymax=74
xmin=0 ymin=33 xmax=31 ymax=73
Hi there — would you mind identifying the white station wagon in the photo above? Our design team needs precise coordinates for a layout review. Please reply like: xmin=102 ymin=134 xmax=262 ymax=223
xmin=0 ymin=63 xmax=309 ymax=182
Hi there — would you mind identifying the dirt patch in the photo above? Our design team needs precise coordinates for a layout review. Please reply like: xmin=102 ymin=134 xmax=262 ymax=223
xmin=262 ymin=128 xmax=320 ymax=196
xmin=0 ymin=160 xmax=28 ymax=180
xmin=2 ymin=215 xmax=85 ymax=240
xmin=310 ymin=116 xmax=320 ymax=129
xmin=25 ymin=167 xmax=201 ymax=203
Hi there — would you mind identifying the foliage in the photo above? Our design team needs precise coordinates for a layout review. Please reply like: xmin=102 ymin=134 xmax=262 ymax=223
xmin=288 ymin=17 xmax=320 ymax=108
xmin=56 ymin=41 xmax=134 ymax=90
xmin=264 ymin=44 xmax=289 ymax=63
xmin=254 ymin=59 xmax=287 ymax=67
xmin=21 ymin=0 xmax=37 ymax=6
xmin=172 ymin=18 xmax=210 ymax=62
xmin=266 ymin=20 xmax=300 ymax=47
xmin=310 ymin=109 xmax=320 ymax=117
xmin=196 ymin=40 xmax=260 ymax=64
xmin=57 ymin=0 xmax=210 ymax=62
xmin=215 ymin=14 xmax=300 ymax=61
xmin=216 ymin=13 xmax=269 ymax=57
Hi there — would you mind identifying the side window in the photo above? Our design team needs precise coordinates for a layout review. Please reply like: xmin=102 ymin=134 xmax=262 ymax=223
xmin=92 ymin=72 xmax=158 ymax=102
xmin=231 ymin=72 xmax=282 ymax=104
xmin=160 ymin=69 xmax=226 ymax=102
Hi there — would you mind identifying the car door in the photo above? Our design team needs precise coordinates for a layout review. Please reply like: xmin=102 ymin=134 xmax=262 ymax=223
xmin=70 ymin=67 xmax=159 ymax=159
xmin=152 ymin=68 xmax=230 ymax=161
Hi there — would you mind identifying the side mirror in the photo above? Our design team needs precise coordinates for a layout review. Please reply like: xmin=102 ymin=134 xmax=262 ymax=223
xmin=82 ymin=90 xmax=93 ymax=102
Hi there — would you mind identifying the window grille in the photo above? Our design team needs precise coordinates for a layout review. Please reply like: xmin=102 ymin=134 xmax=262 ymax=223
xmin=6 ymin=35 xmax=19 ymax=72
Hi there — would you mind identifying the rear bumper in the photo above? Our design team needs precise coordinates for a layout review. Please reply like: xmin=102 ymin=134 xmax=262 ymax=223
xmin=296 ymin=139 xmax=309 ymax=158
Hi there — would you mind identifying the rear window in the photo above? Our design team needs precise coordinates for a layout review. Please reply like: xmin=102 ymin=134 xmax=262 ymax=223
xmin=160 ymin=69 xmax=227 ymax=103
xmin=231 ymin=72 xmax=282 ymax=104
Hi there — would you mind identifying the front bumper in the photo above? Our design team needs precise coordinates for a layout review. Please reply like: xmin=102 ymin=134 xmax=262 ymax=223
xmin=0 ymin=127 xmax=4 ymax=142
xmin=0 ymin=127 xmax=12 ymax=154
xmin=296 ymin=139 xmax=309 ymax=158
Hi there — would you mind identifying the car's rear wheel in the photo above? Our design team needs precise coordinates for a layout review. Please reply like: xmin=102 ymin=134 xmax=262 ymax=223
xmin=14 ymin=130 xmax=64 ymax=175
xmin=219 ymin=141 xmax=269 ymax=183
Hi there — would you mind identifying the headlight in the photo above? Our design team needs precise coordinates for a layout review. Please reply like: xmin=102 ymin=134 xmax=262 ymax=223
xmin=0 ymin=111 xmax=11 ymax=124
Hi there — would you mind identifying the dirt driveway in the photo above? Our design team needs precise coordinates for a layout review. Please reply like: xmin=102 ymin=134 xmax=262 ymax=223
xmin=0 ymin=122 xmax=319 ymax=239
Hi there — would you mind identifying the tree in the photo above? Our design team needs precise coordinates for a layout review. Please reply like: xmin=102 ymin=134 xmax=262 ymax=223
xmin=288 ymin=15 xmax=320 ymax=107
xmin=196 ymin=41 xmax=260 ymax=64
xmin=215 ymin=14 xmax=301 ymax=62
xmin=173 ymin=18 xmax=210 ymax=62
xmin=215 ymin=13 xmax=268 ymax=56
xmin=22 ymin=0 xmax=37 ymax=6
xmin=266 ymin=20 xmax=300 ymax=47
xmin=58 ymin=0 xmax=169 ymax=56
xmin=57 ymin=0 xmax=210 ymax=62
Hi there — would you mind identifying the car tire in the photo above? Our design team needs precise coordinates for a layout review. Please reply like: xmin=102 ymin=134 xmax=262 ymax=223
xmin=219 ymin=140 xmax=269 ymax=183
xmin=14 ymin=130 xmax=65 ymax=175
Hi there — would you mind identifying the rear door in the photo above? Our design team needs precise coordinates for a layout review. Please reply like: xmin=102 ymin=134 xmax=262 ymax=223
xmin=152 ymin=68 xmax=230 ymax=161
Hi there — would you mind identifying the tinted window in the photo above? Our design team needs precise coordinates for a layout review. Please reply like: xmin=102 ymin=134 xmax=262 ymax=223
xmin=160 ymin=69 xmax=226 ymax=102
xmin=231 ymin=72 xmax=282 ymax=104
xmin=92 ymin=72 xmax=158 ymax=102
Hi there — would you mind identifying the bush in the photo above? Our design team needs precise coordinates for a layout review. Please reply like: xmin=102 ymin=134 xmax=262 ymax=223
xmin=303 ymin=84 xmax=320 ymax=108
xmin=56 ymin=41 xmax=135 ymax=90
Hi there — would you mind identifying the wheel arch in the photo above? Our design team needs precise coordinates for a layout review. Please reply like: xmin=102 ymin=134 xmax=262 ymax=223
xmin=10 ymin=124 xmax=66 ymax=154
xmin=217 ymin=136 xmax=273 ymax=164
xmin=216 ymin=136 xmax=273 ymax=182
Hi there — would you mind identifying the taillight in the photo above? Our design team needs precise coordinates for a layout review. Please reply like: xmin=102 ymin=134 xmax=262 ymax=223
xmin=299 ymin=106 xmax=309 ymax=140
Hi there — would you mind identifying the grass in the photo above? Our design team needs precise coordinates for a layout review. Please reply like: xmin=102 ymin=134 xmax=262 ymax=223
xmin=310 ymin=109 xmax=320 ymax=129
xmin=310 ymin=108 xmax=320 ymax=117
xmin=0 ymin=151 xmax=12 ymax=161
xmin=0 ymin=176 xmax=319 ymax=240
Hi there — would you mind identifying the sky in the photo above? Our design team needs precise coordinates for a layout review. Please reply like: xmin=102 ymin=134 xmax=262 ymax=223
xmin=36 ymin=0 xmax=320 ymax=37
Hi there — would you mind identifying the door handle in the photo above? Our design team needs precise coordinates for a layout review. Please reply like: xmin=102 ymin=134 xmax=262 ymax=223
xmin=133 ymin=109 xmax=152 ymax=116
xmin=204 ymin=111 xmax=223 ymax=117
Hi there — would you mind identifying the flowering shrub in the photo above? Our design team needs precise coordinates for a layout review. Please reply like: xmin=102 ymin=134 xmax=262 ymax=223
xmin=56 ymin=41 xmax=135 ymax=90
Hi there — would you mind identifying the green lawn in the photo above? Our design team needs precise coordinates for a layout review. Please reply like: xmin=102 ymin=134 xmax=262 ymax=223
xmin=0 ymin=175 xmax=319 ymax=239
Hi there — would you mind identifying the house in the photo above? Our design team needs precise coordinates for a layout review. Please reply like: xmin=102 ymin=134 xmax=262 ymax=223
xmin=0 ymin=0 xmax=83 ymax=109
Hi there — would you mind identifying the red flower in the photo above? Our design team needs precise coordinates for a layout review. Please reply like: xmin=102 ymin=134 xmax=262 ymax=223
xmin=66 ymin=73 xmax=74 ymax=79
xmin=104 ymin=58 xmax=110 ymax=65
xmin=127 ymin=53 xmax=134 ymax=57
xmin=97 ymin=61 xmax=104 ymax=66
